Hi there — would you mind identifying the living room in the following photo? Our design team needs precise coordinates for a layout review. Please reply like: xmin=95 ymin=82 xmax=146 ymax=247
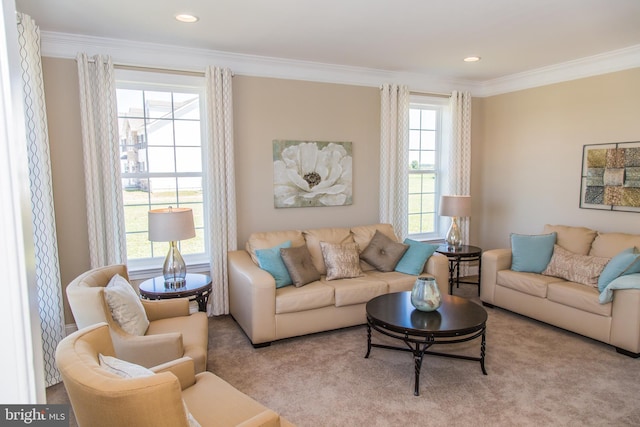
xmin=2 ymin=0 xmax=640 ymax=425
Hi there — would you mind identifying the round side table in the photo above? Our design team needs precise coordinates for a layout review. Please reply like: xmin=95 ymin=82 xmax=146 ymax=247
xmin=435 ymin=245 xmax=482 ymax=296
xmin=138 ymin=273 xmax=212 ymax=312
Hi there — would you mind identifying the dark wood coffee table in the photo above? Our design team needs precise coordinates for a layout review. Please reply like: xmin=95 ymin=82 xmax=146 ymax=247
xmin=365 ymin=291 xmax=487 ymax=396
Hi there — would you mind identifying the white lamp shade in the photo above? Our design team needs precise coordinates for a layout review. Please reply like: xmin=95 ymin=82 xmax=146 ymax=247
xmin=439 ymin=195 xmax=471 ymax=218
xmin=148 ymin=207 xmax=196 ymax=242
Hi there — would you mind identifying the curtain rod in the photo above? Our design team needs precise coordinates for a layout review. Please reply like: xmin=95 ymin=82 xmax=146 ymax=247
xmin=409 ymin=90 xmax=451 ymax=98
xmin=83 ymin=59 xmax=236 ymax=77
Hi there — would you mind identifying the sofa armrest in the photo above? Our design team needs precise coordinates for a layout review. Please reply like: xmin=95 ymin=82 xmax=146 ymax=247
xmin=110 ymin=329 xmax=184 ymax=368
xmin=480 ymin=248 xmax=512 ymax=305
xmin=610 ymin=288 xmax=640 ymax=355
xmin=235 ymin=410 xmax=282 ymax=427
xmin=424 ymin=253 xmax=450 ymax=296
xmin=228 ymin=250 xmax=277 ymax=345
xmin=151 ymin=357 xmax=196 ymax=390
xmin=142 ymin=298 xmax=191 ymax=321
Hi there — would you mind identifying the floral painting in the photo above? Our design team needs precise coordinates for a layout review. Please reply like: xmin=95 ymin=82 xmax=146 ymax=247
xmin=273 ymin=140 xmax=353 ymax=208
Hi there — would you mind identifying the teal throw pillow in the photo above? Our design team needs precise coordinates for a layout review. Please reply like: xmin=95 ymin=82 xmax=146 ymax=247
xmin=597 ymin=247 xmax=640 ymax=292
xmin=510 ymin=232 xmax=556 ymax=273
xmin=395 ymin=239 xmax=439 ymax=275
xmin=255 ymin=240 xmax=293 ymax=288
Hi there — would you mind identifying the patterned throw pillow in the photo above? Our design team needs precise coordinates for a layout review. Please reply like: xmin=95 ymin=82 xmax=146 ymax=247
xmin=320 ymin=241 xmax=364 ymax=281
xmin=360 ymin=230 xmax=409 ymax=272
xmin=280 ymin=245 xmax=321 ymax=287
xmin=542 ymin=245 xmax=610 ymax=287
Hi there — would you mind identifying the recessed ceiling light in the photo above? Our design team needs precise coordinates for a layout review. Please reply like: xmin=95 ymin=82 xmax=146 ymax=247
xmin=175 ymin=14 xmax=199 ymax=23
xmin=464 ymin=56 xmax=481 ymax=62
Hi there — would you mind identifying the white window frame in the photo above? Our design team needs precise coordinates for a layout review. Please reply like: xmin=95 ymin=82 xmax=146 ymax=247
xmin=115 ymin=69 xmax=209 ymax=275
xmin=407 ymin=95 xmax=448 ymax=242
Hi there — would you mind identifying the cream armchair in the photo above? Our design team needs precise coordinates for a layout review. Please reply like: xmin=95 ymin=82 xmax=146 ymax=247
xmin=56 ymin=323 xmax=293 ymax=427
xmin=66 ymin=264 xmax=208 ymax=372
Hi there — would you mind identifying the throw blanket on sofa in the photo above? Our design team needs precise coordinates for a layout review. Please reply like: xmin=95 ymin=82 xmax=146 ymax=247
xmin=599 ymin=273 xmax=640 ymax=304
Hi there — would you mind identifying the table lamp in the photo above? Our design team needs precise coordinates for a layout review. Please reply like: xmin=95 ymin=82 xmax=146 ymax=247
xmin=148 ymin=207 xmax=196 ymax=287
xmin=439 ymin=195 xmax=471 ymax=250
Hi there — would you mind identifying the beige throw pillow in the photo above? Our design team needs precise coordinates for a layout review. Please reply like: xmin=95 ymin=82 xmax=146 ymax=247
xmin=542 ymin=245 xmax=610 ymax=287
xmin=104 ymin=274 xmax=149 ymax=336
xmin=360 ymin=230 xmax=409 ymax=272
xmin=320 ymin=241 xmax=364 ymax=281
xmin=280 ymin=245 xmax=321 ymax=287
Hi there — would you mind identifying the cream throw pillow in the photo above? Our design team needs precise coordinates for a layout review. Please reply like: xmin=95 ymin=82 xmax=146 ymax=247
xmin=99 ymin=354 xmax=201 ymax=427
xmin=104 ymin=274 xmax=149 ymax=336
xmin=320 ymin=241 xmax=364 ymax=280
xmin=542 ymin=245 xmax=610 ymax=287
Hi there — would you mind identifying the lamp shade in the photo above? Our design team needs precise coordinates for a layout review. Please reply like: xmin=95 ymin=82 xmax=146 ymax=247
xmin=439 ymin=195 xmax=471 ymax=218
xmin=148 ymin=207 xmax=196 ymax=242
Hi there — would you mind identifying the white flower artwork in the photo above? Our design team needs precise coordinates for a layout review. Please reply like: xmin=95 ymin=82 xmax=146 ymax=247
xmin=273 ymin=140 xmax=353 ymax=208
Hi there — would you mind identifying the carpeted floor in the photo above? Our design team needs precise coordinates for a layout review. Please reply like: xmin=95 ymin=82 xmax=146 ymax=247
xmin=48 ymin=283 xmax=640 ymax=426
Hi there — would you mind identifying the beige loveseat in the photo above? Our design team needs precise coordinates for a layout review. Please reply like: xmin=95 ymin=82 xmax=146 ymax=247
xmin=481 ymin=224 xmax=640 ymax=357
xmin=228 ymin=223 xmax=449 ymax=347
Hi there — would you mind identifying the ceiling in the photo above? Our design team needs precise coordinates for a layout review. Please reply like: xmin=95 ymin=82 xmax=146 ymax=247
xmin=14 ymin=0 xmax=640 ymax=84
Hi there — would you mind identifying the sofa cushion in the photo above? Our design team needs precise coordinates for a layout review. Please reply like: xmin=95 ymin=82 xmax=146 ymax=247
xmin=360 ymin=230 xmax=409 ymax=272
xmin=104 ymin=274 xmax=149 ymax=336
xmin=543 ymin=224 xmax=597 ymax=255
xmin=322 ymin=275 xmax=388 ymax=307
xmin=320 ymin=241 xmax=364 ymax=280
xmin=395 ymin=239 xmax=439 ymax=275
xmin=280 ymin=245 xmax=321 ymax=287
xmin=367 ymin=270 xmax=427 ymax=293
xmin=246 ymin=229 xmax=305 ymax=264
xmin=590 ymin=232 xmax=640 ymax=258
xmin=542 ymin=245 xmax=610 ymax=288
xmin=597 ymin=247 xmax=640 ymax=292
xmin=275 ymin=282 xmax=335 ymax=314
xmin=255 ymin=241 xmax=292 ymax=288
xmin=497 ymin=270 xmax=561 ymax=298
xmin=303 ymin=227 xmax=354 ymax=275
xmin=510 ymin=232 xmax=556 ymax=273
xmin=547 ymin=281 xmax=612 ymax=317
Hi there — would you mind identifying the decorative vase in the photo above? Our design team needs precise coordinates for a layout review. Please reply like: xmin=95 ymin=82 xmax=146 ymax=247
xmin=410 ymin=277 xmax=441 ymax=312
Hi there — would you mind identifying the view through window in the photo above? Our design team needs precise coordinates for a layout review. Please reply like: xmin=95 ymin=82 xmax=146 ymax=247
xmin=408 ymin=101 xmax=443 ymax=239
xmin=116 ymin=79 xmax=206 ymax=265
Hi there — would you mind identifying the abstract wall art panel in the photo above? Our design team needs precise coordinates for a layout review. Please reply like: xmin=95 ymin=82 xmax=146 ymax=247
xmin=580 ymin=141 xmax=640 ymax=212
xmin=273 ymin=140 xmax=353 ymax=208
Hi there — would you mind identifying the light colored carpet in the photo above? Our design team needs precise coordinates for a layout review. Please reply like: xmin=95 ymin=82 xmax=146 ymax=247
xmin=48 ymin=284 xmax=640 ymax=426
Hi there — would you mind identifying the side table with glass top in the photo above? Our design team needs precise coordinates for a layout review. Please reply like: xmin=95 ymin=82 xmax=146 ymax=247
xmin=435 ymin=245 xmax=482 ymax=296
xmin=138 ymin=273 xmax=212 ymax=312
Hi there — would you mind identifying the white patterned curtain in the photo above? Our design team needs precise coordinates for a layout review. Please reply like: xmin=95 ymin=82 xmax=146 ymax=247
xmin=76 ymin=54 xmax=127 ymax=267
xmin=443 ymin=90 xmax=472 ymax=244
xmin=379 ymin=84 xmax=410 ymax=240
xmin=204 ymin=67 xmax=237 ymax=316
xmin=16 ymin=13 xmax=65 ymax=387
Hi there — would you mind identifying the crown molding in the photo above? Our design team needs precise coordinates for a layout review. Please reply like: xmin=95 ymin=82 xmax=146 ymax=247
xmin=476 ymin=44 xmax=640 ymax=97
xmin=40 ymin=31 xmax=640 ymax=98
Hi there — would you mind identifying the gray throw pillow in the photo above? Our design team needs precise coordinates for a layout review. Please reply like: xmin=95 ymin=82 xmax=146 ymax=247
xmin=280 ymin=245 xmax=321 ymax=287
xmin=360 ymin=230 xmax=409 ymax=272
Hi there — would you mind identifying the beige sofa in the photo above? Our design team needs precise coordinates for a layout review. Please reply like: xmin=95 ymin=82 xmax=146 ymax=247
xmin=228 ymin=223 xmax=449 ymax=347
xmin=56 ymin=323 xmax=293 ymax=427
xmin=481 ymin=224 xmax=640 ymax=357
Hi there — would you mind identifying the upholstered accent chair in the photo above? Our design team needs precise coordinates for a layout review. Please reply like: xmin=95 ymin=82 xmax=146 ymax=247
xmin=56 ymin=323 xmax=293 ymax=427
xmin=66 ymin=264 xmax=208 ymax=372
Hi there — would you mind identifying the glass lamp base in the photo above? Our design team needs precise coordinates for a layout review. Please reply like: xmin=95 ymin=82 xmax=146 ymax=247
xmin=163 ymin=241 xmax=187 ymax=288
xmin=445 ymin=216 xmax=463 ymax=249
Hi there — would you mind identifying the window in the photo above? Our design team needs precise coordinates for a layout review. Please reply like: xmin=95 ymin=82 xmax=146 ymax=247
xmin=407 ymin=97 xmax=446 ymax=240
xmin=116 ymin=70 xmax=207 ymax=270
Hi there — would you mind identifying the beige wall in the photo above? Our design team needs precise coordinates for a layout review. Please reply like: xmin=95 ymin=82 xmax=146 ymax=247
xmin=474 ymin=68 xmax=640 ymax=251
xmin=233 ymin=76 xmax=381 ymax=247
xmin=41 ymin=59 xmax=381 ymax=323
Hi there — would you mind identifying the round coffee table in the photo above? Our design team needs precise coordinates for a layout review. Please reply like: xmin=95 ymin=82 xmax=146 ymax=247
xmin=365 ymin=291 xmax=487 ymax=396
xmin=138 ymin=273 xmax=212 ymax=312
